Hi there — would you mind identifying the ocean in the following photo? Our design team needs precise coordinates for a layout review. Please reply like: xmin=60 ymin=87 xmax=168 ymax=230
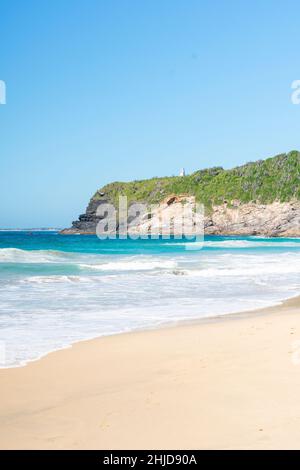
xmin=0 ymin=231 xmax=300 ymax=367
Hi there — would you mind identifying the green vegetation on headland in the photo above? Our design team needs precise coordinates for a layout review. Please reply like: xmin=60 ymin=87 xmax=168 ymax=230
xmin=92 ymin=151 xmax=300 ymax=209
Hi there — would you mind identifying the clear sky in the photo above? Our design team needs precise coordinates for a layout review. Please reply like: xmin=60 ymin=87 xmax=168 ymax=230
xmin=1 ymin=0 xmax=300 ymax=228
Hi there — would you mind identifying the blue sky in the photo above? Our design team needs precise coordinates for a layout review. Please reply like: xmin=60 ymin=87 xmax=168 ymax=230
xmin=0 ymin=0 xmax=300 ymax=227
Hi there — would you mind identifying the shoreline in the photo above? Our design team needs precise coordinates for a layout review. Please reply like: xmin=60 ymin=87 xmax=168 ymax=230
xmin=1 ymin=295 xmax=300 ymax=449
xmin=3 ymin=293 xmax=300 ymax=370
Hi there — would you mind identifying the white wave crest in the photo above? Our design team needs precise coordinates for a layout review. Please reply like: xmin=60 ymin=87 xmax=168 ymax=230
xmin=166 ymin=239 xmax=300 ymax=248
xmin=0 ymin=248 xmax=69 ymax=263
xmin=19 ymin=275 xmax=90 ymax=284
xmin=80 ymin=259 xmax=177 ymax=272
xmin=186 ymin=263 xmax=300 ymax=278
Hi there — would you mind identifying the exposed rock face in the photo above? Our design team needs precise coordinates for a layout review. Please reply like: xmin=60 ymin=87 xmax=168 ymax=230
xmin=204 ymin=201 xmax=300 ymax=237
xmin=127 ymin=195 xmax=203 ymax=237
xmin=61 ymin=197 xmax=300 ymax=237
xmin=61 ymin=196 xmax=112 ymax=235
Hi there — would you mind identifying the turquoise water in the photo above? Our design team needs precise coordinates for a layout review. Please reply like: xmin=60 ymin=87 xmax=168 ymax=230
xmin=0 ymin=231 xmax=300 ymax=367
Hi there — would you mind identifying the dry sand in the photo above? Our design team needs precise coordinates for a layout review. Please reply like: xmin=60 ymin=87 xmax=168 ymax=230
xmin=1 ymin=297 xmax=300 ymax=449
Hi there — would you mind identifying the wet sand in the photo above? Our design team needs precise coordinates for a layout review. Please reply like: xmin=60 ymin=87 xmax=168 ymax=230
xmin=0 ymin=297 xmax=300 ymax=449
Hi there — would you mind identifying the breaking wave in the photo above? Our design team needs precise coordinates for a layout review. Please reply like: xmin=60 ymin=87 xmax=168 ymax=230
xmin=0 ymin=234 xmax=300 ymax=367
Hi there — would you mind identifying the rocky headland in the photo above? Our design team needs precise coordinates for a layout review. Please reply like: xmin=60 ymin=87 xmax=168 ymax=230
xmin=61 ymin=151 xmax=300 ymax=237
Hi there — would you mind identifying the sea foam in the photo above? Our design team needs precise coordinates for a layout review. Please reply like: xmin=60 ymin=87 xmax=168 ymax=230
xmin=0 ymin=233 xmax=300 ymax=367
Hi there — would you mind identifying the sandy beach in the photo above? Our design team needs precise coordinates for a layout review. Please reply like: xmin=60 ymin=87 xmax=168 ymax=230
xmin=1 ymin=297 xmax=300 ymax=450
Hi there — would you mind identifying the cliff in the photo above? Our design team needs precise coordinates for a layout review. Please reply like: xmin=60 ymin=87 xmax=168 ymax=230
xmin=61 ymin=151 xmax=300 ymax=237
